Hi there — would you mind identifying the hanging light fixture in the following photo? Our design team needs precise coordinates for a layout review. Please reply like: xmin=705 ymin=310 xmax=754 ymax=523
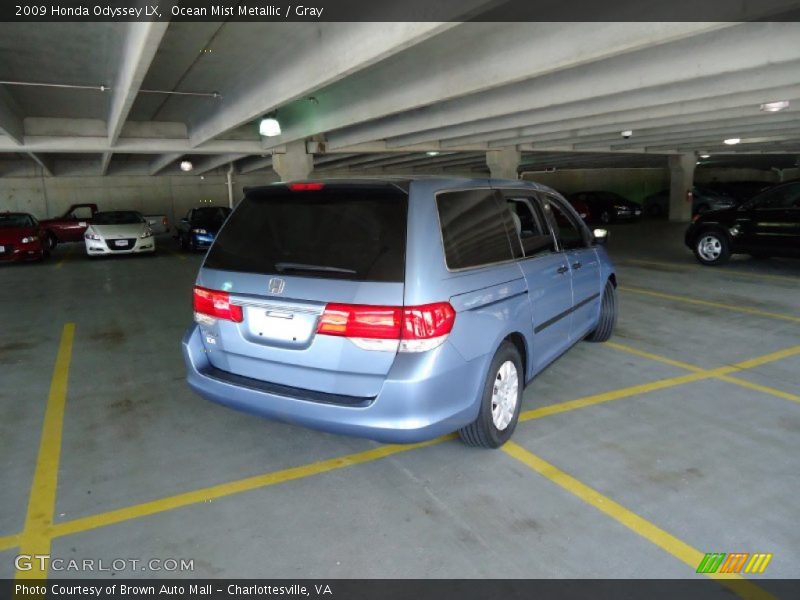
xmin=180 ymin=160 xmax=193 ymax=172
xmin=259 ymin=113 xmax=281 ymax=137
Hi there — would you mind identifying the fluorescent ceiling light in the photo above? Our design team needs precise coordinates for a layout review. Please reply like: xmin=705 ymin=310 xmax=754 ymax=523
xmin=426 ymin=151 xmax=440 ymax=156
xmin=259 ymin=117 xmax=281 ymax=137
xmin=723 ymin=138 xmax=741 ymax=145
xmin=759 ymin=100 xmax=789 ymax=112
xmin=700 ymin=154 xmax=710 ymax=158
xmin=180 ymin=160 xmax=193 ymax=172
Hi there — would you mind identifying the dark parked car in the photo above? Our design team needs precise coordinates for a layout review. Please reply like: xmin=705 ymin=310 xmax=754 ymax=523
xmin=643 ymin=185 xmax=738 ymax=217
xmin=176 ymin=206 xmax=232 ymax=251
xmin=566 ymin=191 xmax=641 ymax=224
xmin=685 ymin=180 xmax=800 ymax=265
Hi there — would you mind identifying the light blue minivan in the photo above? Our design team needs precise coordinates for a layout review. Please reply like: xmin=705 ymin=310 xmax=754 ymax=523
xmin=182 ymin=178 xmax=617 ymax=448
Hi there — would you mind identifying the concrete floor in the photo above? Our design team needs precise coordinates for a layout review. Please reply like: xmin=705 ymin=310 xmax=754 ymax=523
xmin=1 ymin=222 xmax=799 ymax=584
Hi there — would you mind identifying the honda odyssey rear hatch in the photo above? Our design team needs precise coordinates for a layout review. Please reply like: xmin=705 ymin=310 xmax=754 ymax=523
xmin=194 ymin=182 xmax=409 ymax=400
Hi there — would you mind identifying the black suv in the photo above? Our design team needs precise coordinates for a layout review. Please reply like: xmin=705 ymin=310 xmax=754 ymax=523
xmin=685 ymin=180 xmax=800 ymax=265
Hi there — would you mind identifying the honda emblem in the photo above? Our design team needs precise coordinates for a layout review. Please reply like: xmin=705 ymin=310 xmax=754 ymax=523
xmin=268 ymin=277 xmax=285 ymax=294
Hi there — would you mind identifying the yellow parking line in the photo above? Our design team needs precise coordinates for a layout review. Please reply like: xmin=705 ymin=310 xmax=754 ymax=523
xmin=503 ymin=442 xmax=775 ymax=600
xmin=0 ymin=533 xmax=20 ymax=552
xmin=621 ymin=258 xmax=800 ymax=285
xmin=607 ymin=342 xmax=800 ymax=406
xmin=166 ymin=247 xmax=187 ymax=260
xmin=518 ymin=369 xmax=731 ymax=423
xmin=15 ymin=324 xmax=75 ymax=580
xmin=619 ymin=286 xmax=800 ymax=324
xmin=50 ymin=435 xmax=453 ymax=540
xmin=53 ymin=344 xmax=797 ymax=542
xmin=54 ymin=246 xmax=74 ymax=269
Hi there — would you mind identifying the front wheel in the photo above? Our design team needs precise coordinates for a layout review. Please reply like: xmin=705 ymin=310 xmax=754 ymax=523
xmin=599 ymin=210 xmax=611 ymax=224
xmin=586 ymin=280 xmax=617 ymax=343
xmin=693 ymin=231 xmax=730 ymax=265
xmin=459 ymin=341 xmax=523 ymax=449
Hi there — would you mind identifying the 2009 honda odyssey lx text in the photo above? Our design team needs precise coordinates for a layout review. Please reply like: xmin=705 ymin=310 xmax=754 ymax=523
xmin=182 ymin=179 xmax=617 ymax=448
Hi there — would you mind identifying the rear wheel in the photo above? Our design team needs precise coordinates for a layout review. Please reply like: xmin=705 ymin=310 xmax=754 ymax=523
xmin=46 ymin=232 xmax=58 ymax=251
xmin=599 ymin=210 xmax=611 ymax=224
xmin=586 ymin=280 xmax=617 ymax=343
xmin=459 ymin=341 xmax=523 ymax=449
xmin=693 ymin=231 xmax=730 ymax=265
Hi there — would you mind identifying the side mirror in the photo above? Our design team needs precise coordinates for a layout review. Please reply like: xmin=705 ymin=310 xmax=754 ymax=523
xmin=593 ymin=228 xmax=609 ymax=245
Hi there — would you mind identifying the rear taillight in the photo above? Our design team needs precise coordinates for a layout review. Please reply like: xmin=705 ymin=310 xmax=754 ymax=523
xmin=317 ymin=302 xmax=455 ymax=353
xmin=193 ymin=286 xmax=243 ymax=324
xmin=162 ymin=216 xmax=169 ymax=226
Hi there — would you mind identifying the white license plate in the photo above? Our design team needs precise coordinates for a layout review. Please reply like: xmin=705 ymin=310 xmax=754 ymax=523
xmin=114 ymin=240 xmax=127 ymax=247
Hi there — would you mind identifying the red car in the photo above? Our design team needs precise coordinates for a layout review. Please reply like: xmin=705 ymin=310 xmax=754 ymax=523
xmin=0 ymin=212 xmax=49 ymax=262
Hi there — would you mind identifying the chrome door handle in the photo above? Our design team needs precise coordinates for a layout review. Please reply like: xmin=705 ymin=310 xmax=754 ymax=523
xmin=557 ymin=265 xmax=569 ymax=274
xmin=572 ymin=262 xmax=582 ymax=270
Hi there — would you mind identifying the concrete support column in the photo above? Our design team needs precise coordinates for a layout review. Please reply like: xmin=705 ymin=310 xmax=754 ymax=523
xmin=486 ymin=147 xmax=520 ymax=180
xmin=668 ymin=153 xmax=696 ymax=222
xmin=272 ymin=140 xmax=313 ymax=181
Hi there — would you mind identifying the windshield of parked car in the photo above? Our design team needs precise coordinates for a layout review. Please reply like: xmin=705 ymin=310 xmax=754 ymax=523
xmin=0 ymin=214 xmax=35 ymax=228
xmin=205 ymin=185 xmax=408 ymax=282
xmin=93 ymin=211 xmax=144 ymax=225
xmin=192 ymin=207 xmax=231 ymax=227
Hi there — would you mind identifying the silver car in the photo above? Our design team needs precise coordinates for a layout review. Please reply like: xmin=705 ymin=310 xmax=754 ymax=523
xmin=83 ymin=211 xmax=156 ymax=256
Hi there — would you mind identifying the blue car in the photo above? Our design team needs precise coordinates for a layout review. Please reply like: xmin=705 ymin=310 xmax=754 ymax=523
xmin=176 ymin=206 xmax=232 ymax=251
xmin=182 ymin=179 xmax=617 ymax=448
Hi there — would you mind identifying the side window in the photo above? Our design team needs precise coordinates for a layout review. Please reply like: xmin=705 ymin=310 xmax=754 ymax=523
xmin=437 ymin=189 xmax=513 ymax=270
xmin=505 ymin=197 xmax=554 ymax=258
xmin=544 ymin=196 xmax=587 ymax=251
xmin=753 ymin=184 xmax=800 ymax=209
xmin=70 ymin=206 xmax=93 ymax=220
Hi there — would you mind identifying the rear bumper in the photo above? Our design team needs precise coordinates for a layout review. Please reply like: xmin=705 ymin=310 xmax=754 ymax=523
xmin=182 ymin=324 xmax=487 ymax=443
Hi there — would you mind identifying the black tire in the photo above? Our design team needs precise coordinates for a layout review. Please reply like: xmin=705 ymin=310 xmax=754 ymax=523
xmin=459 ymin=341 xmax=523 ymax=449
xmin=46 ymin=232 xmax=58 ymax=251
xmin=586 ymin=280 xmax=617 ymax=343
xmin=179 ymin=233 xmax=188 ymax=251
xmin=692 ymin=230 xmax=731 ymax=266
xmin=599 ymin=210 xmax=612 ymax=224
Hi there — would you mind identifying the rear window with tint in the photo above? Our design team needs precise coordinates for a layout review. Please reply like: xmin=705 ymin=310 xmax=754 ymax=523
xmin=204 ymin=185 xmax=408 ymax=282
xmin=437 ymin=189 xmax=514 ymax=270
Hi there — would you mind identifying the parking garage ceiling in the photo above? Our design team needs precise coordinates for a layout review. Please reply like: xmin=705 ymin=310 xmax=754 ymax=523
xmin=0 ymin=19 xmax=798 ymax=177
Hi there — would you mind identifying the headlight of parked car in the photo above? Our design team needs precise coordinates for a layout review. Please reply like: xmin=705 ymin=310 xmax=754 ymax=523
xmin=21 ymin=236 xmax=38 ymax=243
xmin=140 ymin=229 xmax=154 ymax=238
xmin=614 ymin=205 xmax=628 ymax=211
xmin=84 ymin=232 xmax=102 ymax=241
xmin=192 ymin=228 xmax=207 ymax=235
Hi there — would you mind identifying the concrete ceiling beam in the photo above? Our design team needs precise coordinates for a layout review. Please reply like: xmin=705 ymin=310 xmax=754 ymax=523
xmin=0 ymin=86 xmax=24 ymax=144
xmin=149 ymin=153 xmax=184 ymax=175
xmin=271 ymin=22 xmax=730 ymax=151
xmin=326 ymin=24 xmax=800 ymax=150
xmin=188 ymin=21 xmax=462 ymax=147
xmin=193 ymin=153 xmax=250 ymax=175
xmin=108 ymin=22 xmax=171 ymax=145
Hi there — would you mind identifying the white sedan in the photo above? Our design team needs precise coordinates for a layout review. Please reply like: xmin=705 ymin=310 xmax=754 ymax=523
xmin=84 ymin=211 xmax=156 ymax=256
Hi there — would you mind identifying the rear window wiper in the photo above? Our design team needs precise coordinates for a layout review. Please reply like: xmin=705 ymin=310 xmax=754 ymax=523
xmin=274 ymin=262 xmax=357 ymax=274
